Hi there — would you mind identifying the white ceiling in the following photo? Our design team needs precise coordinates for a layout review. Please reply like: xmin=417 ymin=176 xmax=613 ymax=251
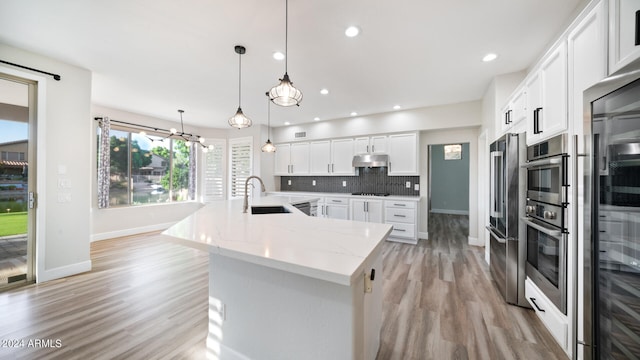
xmin=0 ymin=0 xmax=586 ymax=129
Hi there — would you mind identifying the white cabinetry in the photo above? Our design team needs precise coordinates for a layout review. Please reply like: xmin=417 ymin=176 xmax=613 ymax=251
xmin=350 ymin=199 xmax=383 ymax=223
xmin=526 ymin=42 xmax=568 ymax=145
xmin=525 ymin=279 xmax=568 ymax=350
xmin=387 ymin=133 xmax=419 ymax=175
xmin=309 ymin=139 xmax=356 ymax=176
xmin=274 ymin=143 xmax=310 ymax=175
xmin=384 ymin=200 xmax=418 ymax=244
xmin=609 ymin=0 xmax=640 ymax=74
xmin=324 ymin=197 xmax=349 ymax=220
xmin=355 ymin=136 xmax=387 ymax=155
xmin=500 ymin=87 xmax=527 ymax=135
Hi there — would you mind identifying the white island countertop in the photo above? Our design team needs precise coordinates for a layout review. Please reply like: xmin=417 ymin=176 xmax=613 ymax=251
xmin=162 ymin=195 xmax=393 ymax=286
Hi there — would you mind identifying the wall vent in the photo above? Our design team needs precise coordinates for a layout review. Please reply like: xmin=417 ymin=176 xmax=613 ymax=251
xmin=294 ymin=132 xmax=307 ymax=138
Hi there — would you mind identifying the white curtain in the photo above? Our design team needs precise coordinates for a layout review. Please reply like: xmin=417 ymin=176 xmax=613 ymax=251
xmin=97 ymin=117 xmax=110 ymax=208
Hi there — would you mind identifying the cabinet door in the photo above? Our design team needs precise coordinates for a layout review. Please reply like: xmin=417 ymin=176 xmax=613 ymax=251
xmin=354 ymin=137 xmax=370 ymax=154
xmin=511 ymin=88 xmax=527 ymax=125
xmin=500 ymin=103 xmax=512 ymax=135
xmin=309 ymin=141 xmax=331 ymax=174
xmin=609 ymin=0 xmax=640 ymax=74
xmin=370 ymin=136 xmax=387 ymax=154
xmin=388 ymin=133 xmax=418 ymax=175
xmin=290 ymin=142 xmax=310 ymax=175
xmin=526 ymin=70 xmax=543 ymax=144
xmin=331 ymin=138 xmax=355 ymax=175
xmin=326 ymin=204 xmax=349 ymax=220
xmin=274 ymin=143 xmax=291 ymax=175
xmin=367 ymin=200 xmax=384 ymax=223
xmin=351 ymin=199 xmax=367 ymax=222
xmin=539 ymin=42 xmax=567 ymax=139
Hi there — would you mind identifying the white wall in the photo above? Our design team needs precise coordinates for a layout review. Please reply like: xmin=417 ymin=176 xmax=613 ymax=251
xmin=419 ymin=127 xmax=480 ymax=245
xmin=1 ymin=43 xmax=92 ymax=282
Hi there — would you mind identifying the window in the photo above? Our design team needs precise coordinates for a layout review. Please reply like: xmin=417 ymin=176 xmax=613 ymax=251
xmin=98 ymin=126 xmax=193 ymax=207
xmin=229 ymin=137 xmax=252 ymax=199
xmin=202 ymin=139 xmax=225 ymax=202
xmin=444 ymin=144 xmax=462 ymax=160
xmin=1 ymin=151 xmax=26 ymax=161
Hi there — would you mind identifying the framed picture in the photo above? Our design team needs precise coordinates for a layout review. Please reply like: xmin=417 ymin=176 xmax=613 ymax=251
xmin=444 ymin=144 xmax=462 ymax=160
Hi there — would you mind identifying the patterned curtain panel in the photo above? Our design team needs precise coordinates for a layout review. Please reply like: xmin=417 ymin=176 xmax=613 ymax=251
xmin=188 ymin=142 xmax=196 ymax=201
xmin=97 ymin=117 xmax=111 ymax=208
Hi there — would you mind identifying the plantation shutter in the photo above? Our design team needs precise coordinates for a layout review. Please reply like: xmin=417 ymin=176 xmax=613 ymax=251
xmin=229 ymin=137 xmax=253 ymax=198
xmin=202 ymin=139 xmax=225 ymax=202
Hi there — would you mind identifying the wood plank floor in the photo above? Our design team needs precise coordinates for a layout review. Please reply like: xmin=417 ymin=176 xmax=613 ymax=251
xmin=0 ymin=219 xmax=568 ymax=359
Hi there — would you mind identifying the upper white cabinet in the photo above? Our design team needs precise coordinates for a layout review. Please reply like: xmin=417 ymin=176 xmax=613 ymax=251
xmin=388 ymin=133 xmax=419 ymax=175
xmin=500 ymin=87 xmax=527 ymax=135
xmin=355 ymin=136 xmax=387 ymax=155
xmin=274 ymin=142 xmax=310 ymax=175
xmin=609 ymin=0 xmax=640 ymax=74
xmin=308 ymin=139 xmax=356 ymax=176
xmin=526 ymin=42 xmax=568 ymax=145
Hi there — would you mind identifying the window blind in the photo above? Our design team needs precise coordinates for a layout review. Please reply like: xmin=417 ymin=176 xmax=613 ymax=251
xmin=202 ymin=139 xmax=225 ymax=202
xmin=229 ymin=137 xmax=253 ymax=198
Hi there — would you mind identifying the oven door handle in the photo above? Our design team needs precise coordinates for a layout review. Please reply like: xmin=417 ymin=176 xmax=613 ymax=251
xmin=521 ymin=157 xmax=563 ymax=168
xmin=485 ymin=226 xmax=511 ymax=244
xmin=520 ymin=217 xmax=562 ymax=237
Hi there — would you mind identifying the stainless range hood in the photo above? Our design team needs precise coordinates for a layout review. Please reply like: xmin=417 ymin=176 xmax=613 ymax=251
xmin=352 ymin=154 xmax=389 ymax=167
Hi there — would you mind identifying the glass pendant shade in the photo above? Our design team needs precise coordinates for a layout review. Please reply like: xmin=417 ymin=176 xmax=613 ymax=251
xmin=269 ymin=73 xmax=303 ymax=107
xmin=228 ymin=107 xmax=252 ymax=129
xmin=261 ymin=139 xmax=276 ymax=152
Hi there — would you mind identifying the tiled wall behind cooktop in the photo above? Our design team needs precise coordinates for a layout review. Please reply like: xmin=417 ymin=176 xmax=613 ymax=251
xmin=279 ymin=167 xmax=420 ymax=196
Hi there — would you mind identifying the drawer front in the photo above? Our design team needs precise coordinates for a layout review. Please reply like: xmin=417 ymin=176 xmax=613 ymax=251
xmin=385 ymin=200 xmax=416 ymax=209
xmin=525 ymin=279 xmax=568 ymax=350
xmin=387 ymin=222 xmax=415 ymax=239
xmin=325 ymin=197 xmax=349 ymax=205
xmin=385 ymin=208 xmax=415 ymax=223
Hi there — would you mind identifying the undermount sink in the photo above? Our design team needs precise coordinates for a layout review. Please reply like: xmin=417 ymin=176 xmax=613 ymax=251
xmin=250 ymin=206 xmax=291 ymax=215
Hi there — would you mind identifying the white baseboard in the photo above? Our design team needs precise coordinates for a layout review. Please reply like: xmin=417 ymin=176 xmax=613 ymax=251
xmin=90 ymin=222 xmax=177 ymax=242
xmin=418 ymin=231 xmax=429 ymax=240
xmin=430 ymin=209 xmax=470 ymax=215
xmin=468 ymin=236 xmax=483 ymax=247
xmin=37 ymin=260 xmax=92 ymax=283
xmin=216 ymin=343 xmax=251 ymax=360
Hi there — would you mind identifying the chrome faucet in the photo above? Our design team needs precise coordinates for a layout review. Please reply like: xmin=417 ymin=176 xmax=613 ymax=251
xmin=243 ymin=175 xmax=266 ymax=213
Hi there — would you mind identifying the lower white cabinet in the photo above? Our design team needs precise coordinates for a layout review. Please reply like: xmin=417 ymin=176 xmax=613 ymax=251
xmin=384 ymin=200 xmax=418 ymax=244
xmin=324 ymin=197 xmax=349 ymax=220
xmin=525 ymin=278 xmax=568 ymax=351
xmin=350 ymin=199 xmax=383 ymax=223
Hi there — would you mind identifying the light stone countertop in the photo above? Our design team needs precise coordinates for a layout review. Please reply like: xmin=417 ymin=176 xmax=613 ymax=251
xmin=269 ymin=191 xmax=421 ymax=202
xmin=162 ymin=195 xmax=393 ymax=286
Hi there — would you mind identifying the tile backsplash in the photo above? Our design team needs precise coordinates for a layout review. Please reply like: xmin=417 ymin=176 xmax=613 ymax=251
xmin=279 ymin=167 xmax=420 ymax=196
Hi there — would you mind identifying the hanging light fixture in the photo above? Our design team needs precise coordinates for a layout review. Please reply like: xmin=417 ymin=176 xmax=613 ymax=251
xmin=229 ymin=45 xmax=252 ymax=129
xmin=268 ymin=0 xmax=303 ymax=107
xmin=262 ymin=92 xmax=277 ymax=153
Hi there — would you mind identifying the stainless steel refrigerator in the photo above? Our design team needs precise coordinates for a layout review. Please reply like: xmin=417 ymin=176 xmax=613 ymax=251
xmin=488 ymin=132 xmax=529 ymax=307
xmin=583 ymin=65 xmax=640 ymax=359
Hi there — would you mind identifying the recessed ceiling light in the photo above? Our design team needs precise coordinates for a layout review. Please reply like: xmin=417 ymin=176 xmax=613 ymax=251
xmin=350 ymin=112 xmax=358 ymax=117
xmin=345 ymin=26 xmax=360 ymax=37
xmin=482 ymin=53 xmax=498 ymax=62
xmin=284 ymin=121 xmax=291 ymax=125
xmin=320 ymin=88 xmax=329 ymax=95
xmin=273 ymin=51 xmax=285 ymax=60
xmin=313 ymin=117 xmax=320 ymax=121
xmin=393 ymin=105 xmax=401 ymax=110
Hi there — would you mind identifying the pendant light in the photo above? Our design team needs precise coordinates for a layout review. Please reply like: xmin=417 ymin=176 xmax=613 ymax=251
xmin=261 ymin=92 xmax=276 ymax=152
xmin=229 ymin=45 xmax=252 ymax=129
xmin=268 ymin=0 xmax=303 ymax=107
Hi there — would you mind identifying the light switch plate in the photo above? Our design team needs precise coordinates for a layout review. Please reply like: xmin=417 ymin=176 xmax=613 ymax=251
xmin=312 ymin=180 xmax=316 ymax=186
xmin=414 ymin=184 xmax=420 ymax=191
xmin=406 ymin=181 xmax=411 ymax=188
xmin=342 ymin=181 xmax=347 ymax=187
xmin=287 ymin=180 xmax=292 ymax=186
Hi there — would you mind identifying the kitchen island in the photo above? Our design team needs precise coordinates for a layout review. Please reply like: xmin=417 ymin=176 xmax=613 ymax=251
xmin=162 ymin=195 xmax=392 ymax=360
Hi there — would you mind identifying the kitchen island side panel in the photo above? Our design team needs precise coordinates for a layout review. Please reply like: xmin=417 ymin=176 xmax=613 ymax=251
xmin=209 ymin=252 xmax=380 ymax=360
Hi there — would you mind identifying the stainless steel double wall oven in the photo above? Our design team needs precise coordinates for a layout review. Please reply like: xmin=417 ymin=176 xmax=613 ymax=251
xmin=521 ymin=134 xmax=569 ymax=315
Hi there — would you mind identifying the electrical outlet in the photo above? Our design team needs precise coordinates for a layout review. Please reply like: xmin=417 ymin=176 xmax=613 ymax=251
xmin=312 ymin=180 xmax=316 ymax=186
xmin=287 ymin=180 xmax=292 ymax=186
xmin=342 ymin=181 xmax=347 ymax=187
xmin=414 ymin=184 xmax=420 ymax=191
xmin=406 ymin=181 xmax=411 ymax=188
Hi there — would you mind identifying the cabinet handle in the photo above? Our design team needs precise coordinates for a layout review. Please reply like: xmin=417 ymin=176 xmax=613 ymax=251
xmin=332 ymin=199 xmax=341 ymax=203
xmin=533 ymin=107 xmax=543 ymax=134
xmin=505 ymin=111 xmax=509 ymax=125
xmin=394 ymin=228 xmax=406 ymax=232
xmin=328 ymin=164 xmax=330 ymax=173
xmin=393 ymin=203 xmax=406 ymax=206
xmin=394 ymin=214 xmax=406 ymax=218
xmin=363 ymin=202 xmax=366 ymax=212
xmin=367 ymin=145 xmax=370 ymax=153
xmin=636 ymin=10 xmax=640 ymax=46
xmin=372 ymin=145 xmax=375 ymax=152
xmin=332 ymin=163 xmax=335 ymax=172
xmin=529 ymin=297 xmax=545 ymax=312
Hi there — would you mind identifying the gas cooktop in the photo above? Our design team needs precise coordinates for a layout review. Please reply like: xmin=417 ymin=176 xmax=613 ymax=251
xmin=351 ymin=192 xmax=390 ymax=196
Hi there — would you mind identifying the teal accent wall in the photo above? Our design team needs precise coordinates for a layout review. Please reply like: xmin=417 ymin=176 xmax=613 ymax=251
xmin=430 ymin=143 xmax=469 ymax=214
